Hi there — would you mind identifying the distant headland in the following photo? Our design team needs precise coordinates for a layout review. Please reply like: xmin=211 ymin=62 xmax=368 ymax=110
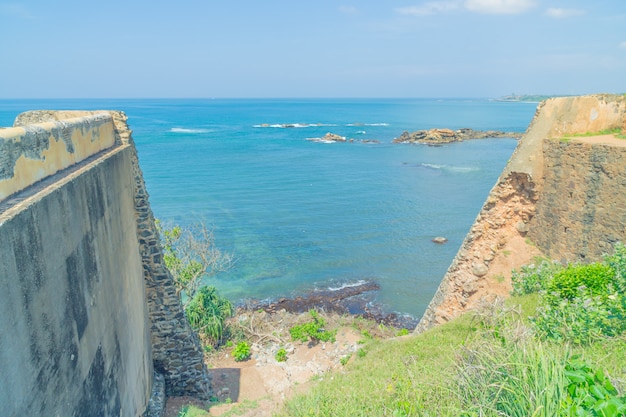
xmin=494 ymin=93 xmax=572 ymax=102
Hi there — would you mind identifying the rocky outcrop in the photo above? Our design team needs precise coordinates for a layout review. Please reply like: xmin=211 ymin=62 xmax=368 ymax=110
xmin=306 ymin=132 xmax=380 ymax=144
xmin=416 ymin=94 xmax=626 ymax=333
xmin=393 ymin=128 xmax=521 ymax=145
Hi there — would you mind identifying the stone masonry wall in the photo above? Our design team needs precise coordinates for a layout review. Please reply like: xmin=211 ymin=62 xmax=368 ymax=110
xmin=528 ymin=139 xmax=626 ymax=262
xmin=116 ymin=113 xmax=212 ymax=398
xmin=417 ymin=94 xmax=626 ymax=333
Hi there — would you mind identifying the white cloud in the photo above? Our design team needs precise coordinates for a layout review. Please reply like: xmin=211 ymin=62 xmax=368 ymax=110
xmin=545 ymin=8 xmax=586 ymax=18
xmin=464 ymin=0 xmax=535 ymax=14
xmin=395 ymin=1 xmax=460 ymax=16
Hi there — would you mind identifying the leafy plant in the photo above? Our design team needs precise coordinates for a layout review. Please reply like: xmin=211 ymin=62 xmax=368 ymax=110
xmin=275 ymin=347 xmax=288 ymax=362
xmin=186 ymin=286 xmax=234 ymax=346
xmin=232 ymin=341 xmax=251 ymax=362
xmin=340 ymin=354 xmax=351 ymax=366
xmin=396 ymin=328 xmax=410 ymax=337
xmin=289 ymin=310 xmax=336 ymax=343
xmin=525 ymin=249 xmax=626 ymax=344
xmin=546 ymin=263 xmax=614 ymax=301
xmin=532 ymin=292 xmax=625 ymax=345
xmin=511 ymin=258 xmax=563 ymax=296
xmin=561 ymin=355 xmax=626 ymax=416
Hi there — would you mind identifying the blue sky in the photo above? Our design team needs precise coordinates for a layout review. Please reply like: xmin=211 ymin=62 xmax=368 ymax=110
xmin=0 ymin=0 xmax=624 ymax=98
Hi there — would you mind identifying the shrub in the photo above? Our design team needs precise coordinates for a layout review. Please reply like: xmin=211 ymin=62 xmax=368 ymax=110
xmin=532 ymin=295 xmax=624 ymax=344
xmin=604 ymin=242 xmax=626 ymax=294
xmin=275 ymin=347 xmax=288 ymax=362
xmin=546 ymin=263 xmax=614 ymax=301
xmin=289 ymin=310 xmax=336 ymax=343
xmin=339 ymin=354 xmax=351 ymax=366
xmin=511 ymin=259 xmax=563 ymax=296
xmin=186 ymin=286 xmax=234 ymax=346
xmin=396 ymin=328 xmax=410 ymax=337
xmin=232 ymin=341 xmax=251 ymax=362
xmin=529 ymin=250 xmax=625 ymax=344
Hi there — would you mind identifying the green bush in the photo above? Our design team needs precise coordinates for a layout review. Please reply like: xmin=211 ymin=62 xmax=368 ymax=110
xmin=547 ymin=263 xmax=614 ymax=301
xmin=604 ymin=242 xmax=626 ymax=294
xmin=289 ymin=310 xmax=336 ymax=343
xmin=185 ymin=286 xmax=234 ymax=346
xmin=275 ymin=347 xmax=288 ymax=362
xmin=512 ymin=246 xmax=626 ymax=345
xmin=232 ymin=341 xmax=251 ymax=362
xmin=532 ymin=295 xmax=625 ymax=344
xmin=511 ymin=259 xmax=563 ymax=295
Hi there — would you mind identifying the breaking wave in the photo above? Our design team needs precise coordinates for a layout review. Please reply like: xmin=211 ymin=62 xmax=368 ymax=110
xmin=170 ymin=127 xmax=210 ymax=133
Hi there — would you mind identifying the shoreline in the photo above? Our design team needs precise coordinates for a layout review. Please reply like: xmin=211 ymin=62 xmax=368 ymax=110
xmin=238 ymin=281 xmax=419 ymax=329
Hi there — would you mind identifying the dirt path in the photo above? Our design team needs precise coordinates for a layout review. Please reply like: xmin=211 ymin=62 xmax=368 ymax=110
xmin=163 ymin=310 xmax=384 ymax=417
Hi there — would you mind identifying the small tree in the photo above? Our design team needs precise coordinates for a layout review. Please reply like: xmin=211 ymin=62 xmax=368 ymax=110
xmin=157 ymin=220 xmax=235 ymax=347
xmin=157 ymin=220 xmax=233 ymax=307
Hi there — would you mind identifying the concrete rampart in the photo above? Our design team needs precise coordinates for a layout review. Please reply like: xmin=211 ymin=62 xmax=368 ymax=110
xmin=0 ymin=113 xmax=115 ymax=202
xmin=0 ymin=111 xmax=211 ymax=416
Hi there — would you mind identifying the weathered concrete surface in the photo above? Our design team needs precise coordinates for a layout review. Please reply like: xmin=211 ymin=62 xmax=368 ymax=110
xmin=416 ymin=94 xmax=626 ymax=333
xmin=0 ymin=113 xmax=115 ymax=201
xmin=0 ymin=143 xmax=152 ymax=416
xmin=0 ymin=111 xmax=212 ymax=416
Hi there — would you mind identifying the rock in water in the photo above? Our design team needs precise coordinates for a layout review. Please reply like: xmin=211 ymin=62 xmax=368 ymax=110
xmin=432 ymin=236 xmax=448 ymax=244
xmin=393 ymin=128 xmax=522 ymax=145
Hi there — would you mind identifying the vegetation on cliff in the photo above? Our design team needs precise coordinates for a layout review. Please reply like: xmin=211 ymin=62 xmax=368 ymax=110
xmin=158 ymin=221 xmax=234 ymax=346
xmin=279 ymin=246 xmax=626 ymax=416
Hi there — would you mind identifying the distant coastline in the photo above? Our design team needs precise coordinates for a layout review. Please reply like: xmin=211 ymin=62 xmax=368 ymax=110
xmin=494 ymin=94 xmax=570 ymax=103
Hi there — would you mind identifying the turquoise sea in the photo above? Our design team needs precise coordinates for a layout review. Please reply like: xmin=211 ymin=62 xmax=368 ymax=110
xmin=0 ymin=98 xmax=538 ymax=323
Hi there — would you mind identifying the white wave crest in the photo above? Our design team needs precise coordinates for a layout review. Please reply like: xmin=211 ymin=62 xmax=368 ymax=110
xmin=325 ymin=279 xmax=369 ymax=292
xmin=306 ymin=137 xmax=337 ymax=144
xmin=253 ymin=123 xmax=337 ymax=128
xmin=420 ymin=163 xmax=444 ymax=170
xmin=170 ymin=127 xmax=209 ymax=133
xmin=420 ymin=163 xmax=479 ymax=173
xmin=347 ymin=123 xmax=389 ymax=127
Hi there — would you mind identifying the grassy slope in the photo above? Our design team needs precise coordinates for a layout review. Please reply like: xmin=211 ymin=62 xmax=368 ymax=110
xmin=278 ymin=295 xmax=626 ymax=417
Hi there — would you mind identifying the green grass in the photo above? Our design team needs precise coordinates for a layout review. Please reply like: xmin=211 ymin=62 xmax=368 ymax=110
xmin=277 ymin=292 xmax=625 ymax=417
xmin=278 ymin=313 xmax=476 ymax=416
xmin=558 ymin=127 xmax=626 ymax=140
xmin=278 ymin=246 xmax=626 ymax=416
xmin=178 ymin=405 xmax=210 ymax=417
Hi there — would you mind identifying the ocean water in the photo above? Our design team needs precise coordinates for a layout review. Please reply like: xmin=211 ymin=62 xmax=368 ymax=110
xmin=0 ymin=98 xmax=538 ymax=321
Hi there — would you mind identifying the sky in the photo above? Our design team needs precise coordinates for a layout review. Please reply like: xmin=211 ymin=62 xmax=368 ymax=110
xmin=0 ymin=0 xmax=624 ymax=98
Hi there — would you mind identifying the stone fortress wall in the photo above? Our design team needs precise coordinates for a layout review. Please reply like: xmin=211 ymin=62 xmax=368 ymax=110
xmin=417 ymin=94 xmax=626 ymax=332
xmin=0 ymin=111 xmax=210 ymax=416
